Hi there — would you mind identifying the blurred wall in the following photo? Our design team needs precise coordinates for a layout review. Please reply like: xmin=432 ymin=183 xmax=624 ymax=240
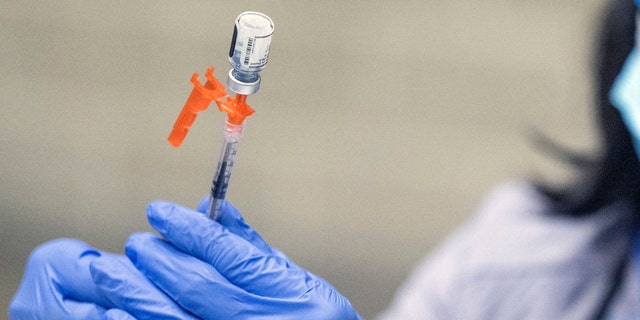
xmin=1 ymin=1 xmax=605 ymax=318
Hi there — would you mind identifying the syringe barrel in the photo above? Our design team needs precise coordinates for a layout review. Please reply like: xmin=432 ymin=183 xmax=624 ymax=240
xmin=208 ymin=120 xmax=243 ymax=220
xmin=227 ymin=11 xmax=274 ymax=95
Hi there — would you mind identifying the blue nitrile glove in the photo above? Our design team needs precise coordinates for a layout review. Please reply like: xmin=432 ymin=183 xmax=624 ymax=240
xmin=9 ymin=238 xmax=197 ymax=319
xmin=89 ymin=253 xmax=198 ymax=319
xmin=9 ymin=238 xmax=136 ymax=320
xmin=118 ymin=199 xmax=362 ymax=320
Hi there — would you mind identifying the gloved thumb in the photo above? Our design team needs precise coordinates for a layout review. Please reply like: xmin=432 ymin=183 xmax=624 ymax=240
xmin=216 ymin=200 xmax=275 ymax=254
xmin=196 ymin=196 xmax=209 ymax=214
xmin=172 ymin=198 xmax=275 ymax=255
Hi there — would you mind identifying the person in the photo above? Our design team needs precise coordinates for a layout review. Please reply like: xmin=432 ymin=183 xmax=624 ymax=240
xmin=9 ymin=0 xmax=640 ymax=318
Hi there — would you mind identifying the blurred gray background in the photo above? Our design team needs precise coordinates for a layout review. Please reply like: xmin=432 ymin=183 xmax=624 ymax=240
xmin=1 ymin=1 xmax=605 ymax=318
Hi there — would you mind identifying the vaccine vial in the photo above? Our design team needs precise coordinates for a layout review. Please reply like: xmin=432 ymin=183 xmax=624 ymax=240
xmin=227 ymin=12 xmax=275 ymax=94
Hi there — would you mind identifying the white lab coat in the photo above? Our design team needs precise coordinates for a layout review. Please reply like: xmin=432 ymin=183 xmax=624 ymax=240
xmin=377 ymin=181 xmax=640 ymax=319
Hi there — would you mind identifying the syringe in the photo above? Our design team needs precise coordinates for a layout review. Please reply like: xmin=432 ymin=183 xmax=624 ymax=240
xmin=167 ymin=11 xmax=274 ymax=220
xmin=209 ymin=12 xmax=274 ymax=220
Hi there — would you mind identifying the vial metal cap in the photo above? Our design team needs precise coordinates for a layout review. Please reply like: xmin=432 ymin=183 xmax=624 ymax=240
xmin=227 ymin=69 xmax=261 ymax=95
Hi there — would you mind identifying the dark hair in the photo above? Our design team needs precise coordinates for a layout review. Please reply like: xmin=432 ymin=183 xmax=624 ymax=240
xmin=535 ymin=0 xmax=640 ymax=215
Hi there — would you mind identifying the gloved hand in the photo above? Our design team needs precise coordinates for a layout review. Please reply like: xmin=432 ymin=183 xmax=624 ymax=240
xmin=95 ymin=198 xmax=362 ymax=320
xmin=8 ymin=238 xmax=135 ymax=319
xmin=9 ymin=238 xmax=196 ymax=320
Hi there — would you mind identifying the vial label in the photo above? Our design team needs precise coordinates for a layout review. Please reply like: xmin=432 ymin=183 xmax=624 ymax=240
xmin=229 ymin=12 xmax=274 ymax=72
xmin=239 ymin=35 xmax=271 ymax=69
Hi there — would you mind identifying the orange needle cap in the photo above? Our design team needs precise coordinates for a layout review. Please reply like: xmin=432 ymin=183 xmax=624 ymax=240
xmin=168 ymin=67 xmax=227 ymax=147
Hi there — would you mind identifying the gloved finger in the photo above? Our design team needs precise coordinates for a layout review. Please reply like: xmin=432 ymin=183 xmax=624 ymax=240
xmin=145 ymin=201 xmax=310 ymax=297
xmin=103 ymin=308 xmax=137 ymax=320
xmin=212 ymin=201 xmax=298 ymax=266
xmin=196 ymin=195 xmax=209 ymax=214
xmin=216 ymin=200 xmax=277 ymax=254
xmin=9 ymin=238 xmax=112 ymax=319
xmin=125 ymin=232 xmax=255 ymax=319
xmin=90 ymin=252 xmax=198 ymax=320
xmin=126 ymin=233 xmax=362 ymax=320
xmin=195 ymin=197 xmax=278 ymax=256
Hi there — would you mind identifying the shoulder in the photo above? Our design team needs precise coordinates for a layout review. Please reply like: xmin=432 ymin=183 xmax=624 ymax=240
xmin=466 ymin=180 xmax=633 ymax=271
xmin=455 ymin=180 xmax=636 ymax=317
xmin=379 ymin=180 xmax=637 ymax=319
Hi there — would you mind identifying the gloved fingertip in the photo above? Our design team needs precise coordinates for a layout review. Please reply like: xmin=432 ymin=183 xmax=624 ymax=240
xmin=124 ymin=232 xmax=161 ymax=266
xmin=146 ymin=200 xmax=174 ymax=217
xmin=146 ymin=201 xmax=175 ymax=234
xmin=147 ymin=200 xmax=212 ymax=240
xmin=197 ymin=195 xmax=210 ymax=214
xmin=124 ymin=232 xmax=150 ymax=265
